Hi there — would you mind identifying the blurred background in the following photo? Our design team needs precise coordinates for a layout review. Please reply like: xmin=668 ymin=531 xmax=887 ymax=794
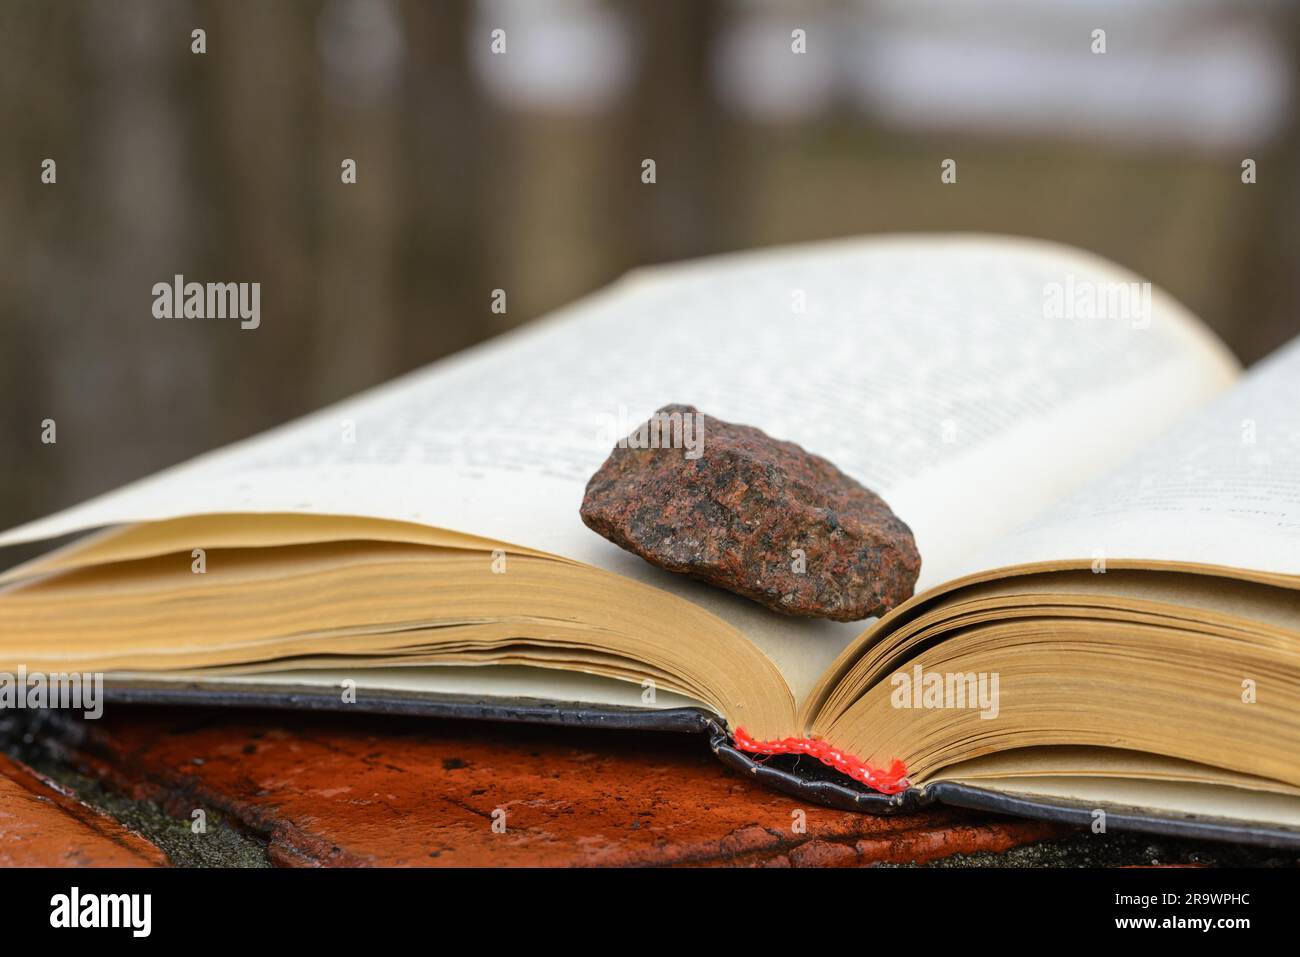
xmin=3 ymin=0 xmax=1300 ymax=543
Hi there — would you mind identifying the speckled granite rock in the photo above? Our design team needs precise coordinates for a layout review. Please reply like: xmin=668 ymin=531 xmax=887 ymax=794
xmin=580 ymin=404 xmax=920 ymax=621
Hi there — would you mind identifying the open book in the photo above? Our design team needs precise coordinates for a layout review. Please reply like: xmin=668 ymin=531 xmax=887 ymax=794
xmin=4 ymin=235 xmax=1298 ymax=846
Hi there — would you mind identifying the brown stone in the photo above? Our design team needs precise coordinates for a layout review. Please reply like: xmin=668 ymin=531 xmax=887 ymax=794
xmin=580 ymin=404 xmax=921 ymax=621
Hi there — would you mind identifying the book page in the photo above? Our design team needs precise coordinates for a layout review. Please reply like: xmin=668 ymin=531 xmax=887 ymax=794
xmin=964 ymin=335 xmax=1300 ymax=581
xmin=0 ymin=235 xmax=1239 ymax=701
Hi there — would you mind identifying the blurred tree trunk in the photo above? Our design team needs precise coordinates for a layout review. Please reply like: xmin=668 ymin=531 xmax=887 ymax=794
xmin=396 ymin=0 xmax=492 ymax=366
xmin=203 ymin=0 xmax=322 ymax=424
xmin=314 ymin=0 xmax=404 ymax=404
xmin=1227 ymin=5 xmax=1300 ymax=365
xmin=57 ymin=2 xmax=207 ymax=503
xmin=605 ymin=0 xmax=744 ymax=271
xmin=0 ymin=0 xmax=85 ymax=534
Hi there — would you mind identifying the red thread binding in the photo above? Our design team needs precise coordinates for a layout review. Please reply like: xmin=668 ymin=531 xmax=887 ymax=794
xmin=732 ymin=728 xmax=910 ymax=795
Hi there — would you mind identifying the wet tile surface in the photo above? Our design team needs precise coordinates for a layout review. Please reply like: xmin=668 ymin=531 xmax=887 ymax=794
xmin=0 ymin=752 xmax=166 ymax=867
xmin=26 ymin=708 xmax=1069 ymax=867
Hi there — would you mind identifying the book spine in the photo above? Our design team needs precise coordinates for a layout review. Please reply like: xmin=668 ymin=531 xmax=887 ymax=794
xmin=732 ymin=728 xmax=911 ymax=795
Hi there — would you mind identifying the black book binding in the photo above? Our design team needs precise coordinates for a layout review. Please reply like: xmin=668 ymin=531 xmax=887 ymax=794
xmin=96 ymin=681 xmax=1300 ymax=850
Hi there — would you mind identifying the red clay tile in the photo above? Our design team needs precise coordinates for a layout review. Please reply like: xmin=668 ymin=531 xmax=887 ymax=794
xmin=0 ymin=753 xmax=166 ymax=867
xmin=49 ymin=708 xmax=1070 ymax=867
